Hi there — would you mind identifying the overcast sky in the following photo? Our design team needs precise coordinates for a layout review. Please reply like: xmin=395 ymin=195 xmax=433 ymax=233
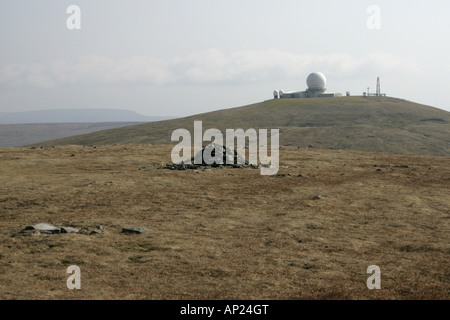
xmin=1 ymin=0 xmax=449 ymax=117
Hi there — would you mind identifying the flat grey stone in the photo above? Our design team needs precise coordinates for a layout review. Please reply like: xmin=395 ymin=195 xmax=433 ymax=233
xmin=122 ymin=226 xmax=150 ymax=234
xmin=23 ymin=223 xmax=61 ymax=234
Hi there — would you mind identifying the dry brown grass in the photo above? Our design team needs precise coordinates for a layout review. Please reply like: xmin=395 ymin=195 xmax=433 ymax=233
xmin=0 ymin=144 xmax=448 ymax=300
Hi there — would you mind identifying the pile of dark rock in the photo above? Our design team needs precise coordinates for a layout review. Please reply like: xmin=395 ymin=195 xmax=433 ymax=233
xmin=159 ymin=143 xmax=259 ymax=170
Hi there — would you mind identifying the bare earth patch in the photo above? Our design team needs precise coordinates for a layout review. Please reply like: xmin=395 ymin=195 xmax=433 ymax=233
xmin=0 ymin=144 xmax=448 ymax=299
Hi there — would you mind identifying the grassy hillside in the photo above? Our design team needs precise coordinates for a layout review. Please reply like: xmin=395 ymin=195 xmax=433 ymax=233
xmin=33 ymin=97 xmax=450 ymax=156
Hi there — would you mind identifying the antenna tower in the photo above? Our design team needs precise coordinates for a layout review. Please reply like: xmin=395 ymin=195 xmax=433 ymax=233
xmin=376 ymin=77 xmax=381 ymax=96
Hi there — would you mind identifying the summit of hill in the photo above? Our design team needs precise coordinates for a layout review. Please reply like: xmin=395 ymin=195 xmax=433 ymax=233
xmin=33 ymin=97 xmax=450 ymax=156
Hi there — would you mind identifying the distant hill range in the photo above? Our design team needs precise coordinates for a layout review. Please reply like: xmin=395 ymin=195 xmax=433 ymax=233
xmin=30 ymin=97 xmax=450 ymax=156
xmin=0 ymin=109 xmax=172 ymax=147
xmin=0 ymin=109 xmax=170 ymax=124
xmin=0 ymin=122 xmax=148 ymax=148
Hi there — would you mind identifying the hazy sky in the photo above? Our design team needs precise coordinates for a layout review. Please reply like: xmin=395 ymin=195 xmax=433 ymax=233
xmin=1 ymin=0 xmax=449 ymax=116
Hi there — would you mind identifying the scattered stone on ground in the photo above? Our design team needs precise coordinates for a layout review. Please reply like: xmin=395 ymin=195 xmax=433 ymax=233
xmin=275 ymin=173 xmax=293 ymax=177
xmin=159 ymin=161 xmax=260 ymax=171
xmin=313 ymin=195 xmax=326 ymax=200
xmin=122 ymin=226 xmax=150 ymax=234
xmin=19 ymin=223 xmax=106 ymax=236
xmin=22 ymin=223 xmax=61 ymax=234
xmin=60 ymin=226 xmax=79 ymax=233
xmin=18 ymin=224 xmax=153 ymax=236
xmin=138 ymin=166 xmax=153 ymax=171
xmin=78 ymin=226 xmax=106 ymax=235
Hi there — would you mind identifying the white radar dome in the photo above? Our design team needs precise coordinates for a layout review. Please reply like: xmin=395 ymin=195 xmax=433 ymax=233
xmin=306 ymin=72 xmax=327 ymax=92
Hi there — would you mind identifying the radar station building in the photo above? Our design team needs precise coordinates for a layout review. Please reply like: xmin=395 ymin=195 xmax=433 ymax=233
xmin=273 ymin=72 xmax=342 ymax=99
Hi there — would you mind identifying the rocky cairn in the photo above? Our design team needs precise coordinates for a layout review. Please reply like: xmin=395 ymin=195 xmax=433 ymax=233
xmin=159 ymin=143 xmax=259 ymax=170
